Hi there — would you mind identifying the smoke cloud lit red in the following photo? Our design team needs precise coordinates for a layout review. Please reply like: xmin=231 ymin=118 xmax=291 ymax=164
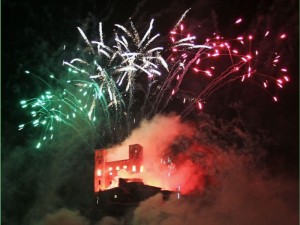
xmin=100 ymin=114 xmax=210 ymax=194
xmin=37 ymin=114 xmax=298 ymax=225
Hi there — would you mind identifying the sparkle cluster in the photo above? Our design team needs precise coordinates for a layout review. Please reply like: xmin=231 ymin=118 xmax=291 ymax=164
xmin=19 ymin=10 xmax=290 ymax=148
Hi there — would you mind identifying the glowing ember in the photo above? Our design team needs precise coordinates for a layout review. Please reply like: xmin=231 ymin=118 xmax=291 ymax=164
xmin=235 ymin=18 xmax=242 ymax=24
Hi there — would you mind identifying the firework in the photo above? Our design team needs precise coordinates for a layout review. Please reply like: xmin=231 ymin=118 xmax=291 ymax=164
xmin=19 ymin=10 xmax=290 ymax=148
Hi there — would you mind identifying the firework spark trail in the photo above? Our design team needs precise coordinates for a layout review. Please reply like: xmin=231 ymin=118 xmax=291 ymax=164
xmin=173 ymin=8 xmax=191 ymax=30
xmin=112 ymin=19 xmax=169 ymax=132
xmin=19 ymin=84 xmax=97 ymax=148
xmin=150 ymin=47 xmax=209 ymax=116
xmin=19 ymin=17 xmax=170 ymax=147
xmin=19 ymin=10 xmax=290 ymax=148
xmin=145 ymin=21 xmax=214 ymax=116
xmin=181 ymin=62 xmax=248 ymax=117
xmin=164 ymin=20 xmax=290 ymax=116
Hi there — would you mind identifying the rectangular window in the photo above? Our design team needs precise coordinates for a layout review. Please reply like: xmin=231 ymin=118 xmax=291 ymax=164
xmin=132 ymin=165 xmax=136 ymax=172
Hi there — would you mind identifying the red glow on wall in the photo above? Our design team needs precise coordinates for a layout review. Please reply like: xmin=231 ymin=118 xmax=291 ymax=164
xmin=94 ymin=142 xmax=207 ymax=195
xmin=94 ymin=144 xmax=143 ymax=192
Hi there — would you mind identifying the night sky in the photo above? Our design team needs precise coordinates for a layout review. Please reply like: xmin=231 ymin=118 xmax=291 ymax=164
xmin=2 ymin=0 xmax=299 ymax=225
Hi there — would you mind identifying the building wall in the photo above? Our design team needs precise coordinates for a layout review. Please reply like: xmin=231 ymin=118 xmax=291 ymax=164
xmin=94 ymin=144 xmax=143 ymax=192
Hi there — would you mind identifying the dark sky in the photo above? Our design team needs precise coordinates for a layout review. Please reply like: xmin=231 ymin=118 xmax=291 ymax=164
xmin=3 ymin=0 xmax=298 ymax=165
xmin=2 ymin=0 xmax=299 ymax=224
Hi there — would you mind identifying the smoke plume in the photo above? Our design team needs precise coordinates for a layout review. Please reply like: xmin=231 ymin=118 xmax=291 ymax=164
xmin=35 ymin=114 xmax=298 ymax=225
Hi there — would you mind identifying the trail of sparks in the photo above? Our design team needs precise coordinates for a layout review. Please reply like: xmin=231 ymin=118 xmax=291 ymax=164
xmin=19 ymin=10 xmax=290 ymax=148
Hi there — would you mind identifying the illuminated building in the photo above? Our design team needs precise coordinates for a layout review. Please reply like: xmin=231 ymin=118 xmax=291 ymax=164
xmin=94 ymin=144 xmax=143 ymax=192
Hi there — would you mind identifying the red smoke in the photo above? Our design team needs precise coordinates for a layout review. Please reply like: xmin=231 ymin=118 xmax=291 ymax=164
xmin=105 ymin=114 xmax=218 ymax=194
xmin=37 ymin=115 xmax=298 ymax=225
